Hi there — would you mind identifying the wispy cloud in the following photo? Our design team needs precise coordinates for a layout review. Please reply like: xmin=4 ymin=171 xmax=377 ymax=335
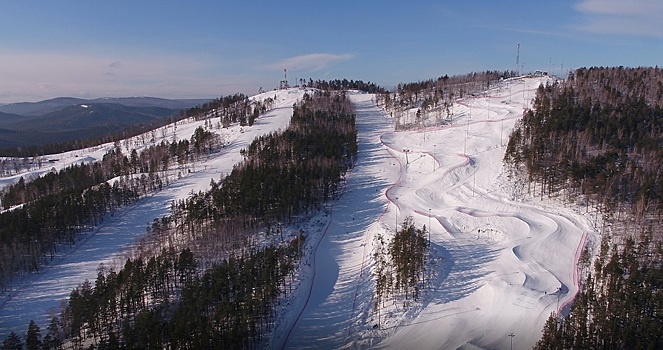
xmin=104 ymin=60 xmax=123 ymax=77
xmin=575 ymin=0 xmax=663 ymax=37
xmin=261 ymin=53 xmax=354 ymax=73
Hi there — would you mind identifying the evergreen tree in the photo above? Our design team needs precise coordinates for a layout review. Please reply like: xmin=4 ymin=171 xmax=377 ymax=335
xmin=24 ymin=321 xmax=41 ymax=350
xmin=1 ymin=332 xmax=23 ymax=350
xmin=42 ymin=317 xmax=62 ymax=350
xmin=533 ymin=313 xmax=560 ymax=350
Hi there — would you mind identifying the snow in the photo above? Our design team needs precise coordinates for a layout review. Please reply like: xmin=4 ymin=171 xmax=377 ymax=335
xmin=0 ymin=78 xmax=596 ymax=350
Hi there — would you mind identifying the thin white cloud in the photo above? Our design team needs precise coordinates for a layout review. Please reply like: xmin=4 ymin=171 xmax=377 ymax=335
xmin=575 ymin=0 xmax=663 ymax=37
xmin=262 ymin=53 xmax=354 ymax=73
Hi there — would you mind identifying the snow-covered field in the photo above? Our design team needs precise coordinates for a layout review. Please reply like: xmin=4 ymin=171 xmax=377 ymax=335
xmin=0 ymin=78 xmax=595 ymax=349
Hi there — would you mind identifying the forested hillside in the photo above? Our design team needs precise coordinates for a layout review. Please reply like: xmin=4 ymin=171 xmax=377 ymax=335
xmin=0 ymin=102 xmax=187 ymax=153
xmin=534 ymin=234 xmax=662 ymax=349
xmin=0 ymin=94 xmax=273 ymax=291
xmin=506 ymin=66 xmax=663 ymax=233
xmin=2 ymin=90 xmax=358 ymax=348
xmin=503 ymin=67 xmax=663 ymax=349
xmin=376 ymin=70 xmax=517 ymax=130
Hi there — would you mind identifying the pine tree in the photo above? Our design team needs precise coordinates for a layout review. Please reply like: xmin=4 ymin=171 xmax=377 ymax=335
xmin=24 ymin=321 xmax=41 ymax=350
xmin=42 ymin=317 xmax=62 ymax=350
xmin=1 ymin=332 xmax=23 ymax=350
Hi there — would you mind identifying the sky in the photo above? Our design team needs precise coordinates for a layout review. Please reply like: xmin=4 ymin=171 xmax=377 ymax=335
xmin=1 ymin=0 xmax=662 ymax=104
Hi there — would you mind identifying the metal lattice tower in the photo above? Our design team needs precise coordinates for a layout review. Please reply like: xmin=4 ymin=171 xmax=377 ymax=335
xmin=284 ymin=68 xmax=288 ymax=89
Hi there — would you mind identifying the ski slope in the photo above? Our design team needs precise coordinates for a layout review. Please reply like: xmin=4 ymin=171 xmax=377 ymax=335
xmin=0 ymin=88 xmax=307 ymax=335
xmin=0 ymin=78 xmax=595 ymax=349
xmin=275 ymin=77 xmax=594 ymax=349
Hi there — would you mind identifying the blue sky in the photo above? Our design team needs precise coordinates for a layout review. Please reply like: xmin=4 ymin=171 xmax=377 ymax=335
xmin=1 ymin=0 xmax=662 ymax=103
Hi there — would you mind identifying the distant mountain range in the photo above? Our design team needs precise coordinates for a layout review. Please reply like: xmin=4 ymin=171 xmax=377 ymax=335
xmin=0 ymin=97 xmax=211 ymax=150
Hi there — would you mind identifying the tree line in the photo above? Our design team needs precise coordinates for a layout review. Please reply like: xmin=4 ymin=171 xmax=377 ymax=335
xmin=2 ymin=241 xmax=303 ymax=350
xmin=141 ymin=90 xmax=356 ymax=269
xmin=305 ymin=79 xmax=385 ymax=93
xmin=185 ymin=94 xmax=274 ymax=129
xmin=214 ymin=91 xmax=357 ymax=224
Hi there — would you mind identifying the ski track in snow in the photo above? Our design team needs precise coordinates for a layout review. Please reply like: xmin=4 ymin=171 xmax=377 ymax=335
xmin=275 ymin=92 xmax=397 ymax=349
xmin=0 ymin=79 xmax=596 ymax=350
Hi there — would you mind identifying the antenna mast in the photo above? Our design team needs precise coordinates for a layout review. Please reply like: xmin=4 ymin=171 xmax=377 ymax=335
xmin=516 ymin=43 xmax=520 ymax=75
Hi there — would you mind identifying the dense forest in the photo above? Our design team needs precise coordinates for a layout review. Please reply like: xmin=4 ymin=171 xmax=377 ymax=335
xmin=1 ymin=90 xmax=357 ymax=348
xmin=505 ymin=67 xmax=663 ymax=233
xmin=154 ymin=90 xmax=357 ymax=267
xmin=376 ymin=70 xmax=518 ymax=130
xmin=503 ymin=67 xmax=663 ymax=348
xmin=2 ymin=242 xmax=304 ymax=350
xmin=534 ymin=233 xmax=663 ymax=349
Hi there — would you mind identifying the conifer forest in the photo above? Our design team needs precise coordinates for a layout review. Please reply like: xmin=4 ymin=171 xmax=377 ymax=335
xmin=505 ymin=67 xmax=663 ymax=349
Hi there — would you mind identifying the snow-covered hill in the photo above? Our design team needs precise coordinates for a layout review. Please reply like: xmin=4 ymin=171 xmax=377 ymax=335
xmin=0 ymin=88 xmax=306 ymax=335
xmin=0 ymin=78 xmax=596 ymax=349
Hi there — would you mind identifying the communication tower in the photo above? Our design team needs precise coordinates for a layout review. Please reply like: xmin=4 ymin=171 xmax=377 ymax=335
xmin=280 ymin=68 xmax=289 ymax=89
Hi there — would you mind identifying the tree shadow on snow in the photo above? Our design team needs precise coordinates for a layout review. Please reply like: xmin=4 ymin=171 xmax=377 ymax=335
xmin=426 ymin=238 xmax=500 ymax=305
